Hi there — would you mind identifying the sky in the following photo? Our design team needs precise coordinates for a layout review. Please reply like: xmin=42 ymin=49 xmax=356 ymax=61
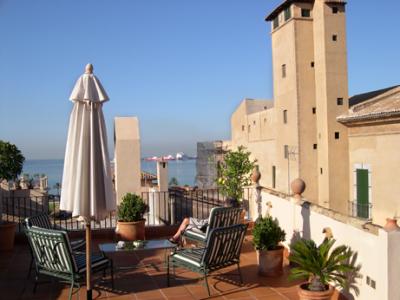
xmin=0 ymin=0 xmax=399 ymax=160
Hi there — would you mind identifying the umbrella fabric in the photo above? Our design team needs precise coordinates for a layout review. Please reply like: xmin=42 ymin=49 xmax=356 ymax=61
xmin=60 ymin=71 xmax=115 ymax=222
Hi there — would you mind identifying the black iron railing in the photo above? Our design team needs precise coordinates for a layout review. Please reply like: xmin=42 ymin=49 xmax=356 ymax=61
xmin=348 ymin=200 xmax=372 ymax=220
xmin=1 ymin=188 xmax=252 ymax=232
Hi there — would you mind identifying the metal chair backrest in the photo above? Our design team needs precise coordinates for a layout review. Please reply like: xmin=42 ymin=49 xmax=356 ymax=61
xmin=25 ymin=213 xmax=53 ymax=229
xmin=205 ymin=207 xmax=242 ymax=238
xmin=202 ymin=223 xmax=247 ymax=270
xmin=25 ymin=226 xmax=77 ymax=275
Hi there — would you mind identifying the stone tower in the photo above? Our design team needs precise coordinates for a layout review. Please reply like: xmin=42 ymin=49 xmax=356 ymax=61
xmin=265 ymin=0 xmax=349 ymax=213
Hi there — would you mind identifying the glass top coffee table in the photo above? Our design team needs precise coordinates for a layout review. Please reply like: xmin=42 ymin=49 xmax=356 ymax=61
xmin=99 ymin=239 xmax=177 ymax=271
xmin=99 ymin=239 xmax=176 ymax=253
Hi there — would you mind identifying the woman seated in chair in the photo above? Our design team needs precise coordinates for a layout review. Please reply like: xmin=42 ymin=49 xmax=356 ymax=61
xmin=169 ymin=217 xmax=208 ymax=244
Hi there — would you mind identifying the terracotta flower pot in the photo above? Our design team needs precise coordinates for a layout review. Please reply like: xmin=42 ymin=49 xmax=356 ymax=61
xmin=0 ymin=222 xmax=17 ymax=251
xmin=116 ymin=219 xmax=146 ymax=241
xmin=297 ymin=283 xmax=334 ymax=300
xmin=256 ymin=246 xmax=284 ymax=276
xmin=251 ymin=165 xmax=261 ymax=183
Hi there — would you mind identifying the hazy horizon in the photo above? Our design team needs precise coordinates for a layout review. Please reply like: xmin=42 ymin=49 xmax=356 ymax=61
xmin=1 ymin=1 xmax=399 ymax=160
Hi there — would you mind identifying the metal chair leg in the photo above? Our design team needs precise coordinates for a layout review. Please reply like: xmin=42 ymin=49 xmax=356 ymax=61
xmin=204 ymin=272 xmax=210 ymax=296
xmin=27 ymin=256 xmax=33 ymax=278
xmin=110 ymin=260 xmax=114 ymax=290
xmin=237 ymin=263 xmax=243 ymax=284
xmin=68 ymin=280 xmax=74 ymax=300
xmin=33 ymin=275 xmax=38 ymax=293
xmin=167 ymin=256 xmax=170 ymax=287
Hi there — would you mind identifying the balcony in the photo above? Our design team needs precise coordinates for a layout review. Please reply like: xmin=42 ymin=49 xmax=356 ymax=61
xmin=0 ymin=190 xmax=347 ymax=300
xmin=348 ymin=200 xmax=372 ymax=221
xmin=1 ymin=234 xmax=348 ymax=300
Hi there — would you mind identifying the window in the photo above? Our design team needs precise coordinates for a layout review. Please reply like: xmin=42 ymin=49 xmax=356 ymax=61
xmin=264 ymin=118 xmax=267 ymax=123
xmin=272 ymin=166 xmax=276 ymax=188
xmin=253 ymin=120 xmax=256 ymax=125
xmin=332 ymin=34 xmax=337 ymax=41
xmin=284 ymin=145 xmax=289 ymax=159
xmin=282 ymin=64 xmax=286 ymax=78
xmin=242 ymin=125 xmax=245 ymax=131
xmin=301 ymin=9 xmax=311 ymax=17
xmin=335 ymin=132 xmax=340 ymax=139
xmin=354 ymin=167 xmax=371 ymax=219
xmin=273 ymin=17 xmax=279 ymax=29
xmin=320 ymin=168 xmax=323 ymax=174
xmin=283 ymin=110 xmax=288 ymax=124
xmin=312 ymin=107 xmax=316 ymax=114
xmin=337 ymin=98 xmax=343 ymax=105
xmin=284 ymin=7 xmax=291 ymax=21
xmin=332 ymin=7 xmax=338 ymax=14
xmin=311 ymin=61 xmax=314 ymax=68
xmin=313 ymin=144 xmax=317 ymax=149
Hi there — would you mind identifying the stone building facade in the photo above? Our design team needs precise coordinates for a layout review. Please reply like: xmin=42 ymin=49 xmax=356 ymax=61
xmin=227 ymin=0 xmax=399 ymax=226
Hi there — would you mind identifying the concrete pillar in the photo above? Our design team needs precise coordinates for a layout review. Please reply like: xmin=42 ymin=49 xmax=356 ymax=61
xmin=39 ymin=176 xmax=48 ymax=191
xmin=157 ymin=160 xmax=169 ymax=192
xmin=114 ymin=117 xmax=141 ymax=204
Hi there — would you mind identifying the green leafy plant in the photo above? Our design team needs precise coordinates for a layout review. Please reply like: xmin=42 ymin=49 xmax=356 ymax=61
xmin=253 ymin=216 xmax=286 ymax=250
xmin=0 ymin=140 xmax=25 ymax=181
xmin=216 ymin=146 xmax=256 ymax=205
xmin=117 ymin=193 xmax=148 ymax=222
xmin=289 ymin=238 xmax=356 ymax=292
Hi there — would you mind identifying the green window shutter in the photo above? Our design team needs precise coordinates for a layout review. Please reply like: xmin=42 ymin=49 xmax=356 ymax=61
xmin=356 ymin=169 xmax=369 ymax=218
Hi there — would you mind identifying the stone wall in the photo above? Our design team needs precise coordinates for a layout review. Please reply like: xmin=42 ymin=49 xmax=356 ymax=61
xmin=247 ymin=188 xmax=400 ymax=300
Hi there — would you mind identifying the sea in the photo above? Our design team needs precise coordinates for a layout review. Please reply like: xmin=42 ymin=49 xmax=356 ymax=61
xmin=22 ymin=159 xmax=197 ymax=194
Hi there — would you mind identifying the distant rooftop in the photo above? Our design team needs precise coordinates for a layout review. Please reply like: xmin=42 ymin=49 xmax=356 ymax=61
xmin=265 ymin=0 xmax=313 ymax=21
xmin=265 ymin=0 xmax=347 ymax=22
xmin=349 ymin=85 xmax=400 ymax=107
xmin=243 ymin=98 xmax=274 ymax=114
xmin=338 ymin=85 xmax=400 ymax=124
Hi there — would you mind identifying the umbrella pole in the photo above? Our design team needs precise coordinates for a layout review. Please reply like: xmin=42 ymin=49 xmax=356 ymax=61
xmin=86 ymin=222 xmax=92 ymax=300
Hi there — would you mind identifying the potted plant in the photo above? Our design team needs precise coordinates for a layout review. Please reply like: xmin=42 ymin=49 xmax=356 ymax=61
xmin=216 ymin=146 xmax=256 ymax=208
xmin=116 ymin=193 xmax=148 ymax=241
xmin=289 ymin=238 xmax=355 ymax=300
xmin=0 ymin=140 xmax=24 ymax=251
xmin=253 ymin=216 xmax=286 ymax=276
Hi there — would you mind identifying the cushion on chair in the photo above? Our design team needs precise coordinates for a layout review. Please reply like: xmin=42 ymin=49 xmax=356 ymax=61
xmin=172 ymin=248 xmax=205 ymax=268
xmin=74 ymin=253 xmax=110 ymax=274
xmin=70 ymin=239 xmax=86 ymax=251
xmin=184 ymin=229 xmax=206 ymax=240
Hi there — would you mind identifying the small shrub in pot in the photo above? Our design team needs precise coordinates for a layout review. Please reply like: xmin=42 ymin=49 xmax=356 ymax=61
xmin=116 ymin=193 xmax=148 ymax=241
xmin=252 ymin=216 xmax=286 ymax=276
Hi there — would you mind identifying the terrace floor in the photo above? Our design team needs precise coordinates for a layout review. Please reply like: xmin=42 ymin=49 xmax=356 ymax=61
xmin=0 ymin=236 xmax=345 ymax=300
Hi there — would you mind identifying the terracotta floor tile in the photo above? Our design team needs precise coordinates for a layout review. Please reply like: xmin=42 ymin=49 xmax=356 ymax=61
xmin=2 ymin=236 xmax=309 ymax=300
xmin=160 ymin=286 xmax=192 ymax=297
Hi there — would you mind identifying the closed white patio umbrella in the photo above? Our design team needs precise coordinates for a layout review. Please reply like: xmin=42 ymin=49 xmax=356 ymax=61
xmin=60 ymin=63 xmax=115 ymax=299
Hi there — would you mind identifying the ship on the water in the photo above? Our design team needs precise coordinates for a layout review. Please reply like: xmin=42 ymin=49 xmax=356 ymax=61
xmin=143 ymin=152 xmax=195 ymax=161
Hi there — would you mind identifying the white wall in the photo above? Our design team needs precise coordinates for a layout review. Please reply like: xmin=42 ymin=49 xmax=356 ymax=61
xmin=247 ymin=189 xmax=400 ymax=300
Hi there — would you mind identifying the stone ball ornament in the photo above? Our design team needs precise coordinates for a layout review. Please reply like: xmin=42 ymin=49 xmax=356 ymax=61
xmin=291 ymin=178 xmax=306 ymax=197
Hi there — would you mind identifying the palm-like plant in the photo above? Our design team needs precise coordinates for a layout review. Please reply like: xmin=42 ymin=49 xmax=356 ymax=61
xmin=289 ymin=238 xmax=355 ymax=291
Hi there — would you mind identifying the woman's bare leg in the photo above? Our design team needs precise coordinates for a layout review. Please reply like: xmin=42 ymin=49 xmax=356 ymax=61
xmin=171 ymin=218 xmax=190 ymax=241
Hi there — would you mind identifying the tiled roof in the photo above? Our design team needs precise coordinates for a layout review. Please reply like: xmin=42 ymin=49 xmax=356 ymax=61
xmin=338 ymin=86 xmax=400 ymax=124
xmin=265 ymin=0 xmax=346 ymax=22
xmin=265 ymin=0 xmax=313 ymax=21
xmin=349 ymin=85 xmax=400 ymax=107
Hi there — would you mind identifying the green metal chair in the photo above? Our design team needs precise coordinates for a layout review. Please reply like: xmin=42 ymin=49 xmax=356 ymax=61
xmin=168 ymin=223 xmax=248 ymax=296
xmin=25 ymin=226 xmax=113 ymax=300
xmin=25 ymin=213 xmax=86 ymax=250
xmin=182 ymin=207 xmax=243 ymax=245
xmin=25 ymin=213 xmax=85 ymax=278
